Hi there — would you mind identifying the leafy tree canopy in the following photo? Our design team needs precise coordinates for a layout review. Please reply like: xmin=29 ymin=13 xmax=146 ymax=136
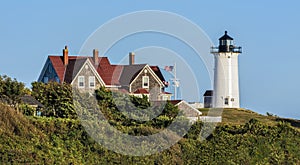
xmin=31 ymin=81 xmax=76 ymax=119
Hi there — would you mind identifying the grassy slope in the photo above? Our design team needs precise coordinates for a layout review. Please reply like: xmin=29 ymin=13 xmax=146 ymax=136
xmin=0 ymin=103 xmax=88 ymax=164
xmin=199 ymin=108 xmax=300 ymax=128
xmin=1 ymin=103 xmax=300 ymax=164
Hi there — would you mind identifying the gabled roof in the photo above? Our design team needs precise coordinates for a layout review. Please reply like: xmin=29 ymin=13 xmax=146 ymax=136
xmin=46 ymin=55 xmax=167 ymax=88
xmin=169 ymin=100 xmax=202 ymax=116
xmin=48 ymin=56 xmax=113 ymax=85
xmin=119 ymin=64 xmax=146 ymax=86
xmin=152 ymin=100 xmax=202 ymax=117
xmin=64 ymin=58 xmax=86 ymax=83
xmin=129 ymin=65 xmax=166 ymax=90
xmin=21 ymin=95 xmax=44 ymax=108
xmin=168 ymin=100 xmax=183 ymax=106
xmin=150 ymin=66 xmax=166 ymax=83
xmin=203 ymin=90 xmax=213 ymax=96
xmin=94 ymin=57 xmax=122 ymax=85
xmin=48 ymin=56 xmax=65 ymax=82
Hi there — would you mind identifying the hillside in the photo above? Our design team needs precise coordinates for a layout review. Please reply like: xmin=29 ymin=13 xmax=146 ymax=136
xmin=1 ymin=103 xmax=300 ymax=164
xmin=200 ymin=108 xmax=300 ymax=128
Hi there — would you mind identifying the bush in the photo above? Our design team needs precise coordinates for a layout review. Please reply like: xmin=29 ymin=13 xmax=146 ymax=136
xmin=0 ymin=75 xmax=26 ymax=108
xmin=19 ymin=104 xmax=35 ymax=116
xmin=31 ymin=82 xmax=76 ymax=119
xmin=1 ymin=103 xmax=300 ymax=164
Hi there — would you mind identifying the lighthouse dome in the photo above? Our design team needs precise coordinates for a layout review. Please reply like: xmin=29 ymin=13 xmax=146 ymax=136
xmin=219 ymin=31 xmax=233 ymax=41
xmin=218 ymin=31 xmax=236 ymax=52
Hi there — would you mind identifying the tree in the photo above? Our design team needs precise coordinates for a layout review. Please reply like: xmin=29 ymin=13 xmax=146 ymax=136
xmin=129 ymin=95 xmax=150 ymax=109
xmin=0 ymin=75 xmax=26 ymax=110
xmin=31 ymin=81 xmax=76 ymax=118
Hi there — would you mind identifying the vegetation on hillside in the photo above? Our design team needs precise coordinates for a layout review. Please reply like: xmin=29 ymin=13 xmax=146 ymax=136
xmin=0 ymin=75 xmax=300 ymax=164
xmin=0 ymin=75 xmax=27 ymax=109
xmin=31 ymin=82 xmax=76 ymax=118
xmin=1 ymin=103 xmax=300 ymax=164
xmin=200 ymin=108 xmax=300 ymax=129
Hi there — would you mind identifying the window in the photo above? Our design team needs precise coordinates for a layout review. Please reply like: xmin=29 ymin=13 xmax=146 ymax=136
xmin=220 ymin=40 xmax=225 ymax=45
xmin=231 ymin=98 xmax=235 ymax=102
xmin=142 ymin=76 xmax=149 ymax=88
xmin=36 ymin=111 xmax=41 ymax=117
xmin=162 ymin=95 xmax=169 ymax=101
xmin=226 ymin=40 xmax=230 ymax=45
xmin=44 ymin=77 xmax=48 ymax=83
xmin=89 ymin=76 xmax=95 ymax=88
xmin=48 ymin=65 xmax=52 ymax=73
xmin=78 ymin=76 xmax=85 ymax=88
xmin=224 ymin=98 xmax=229 ymax=105
xmin=55 ymin=76 xmax=60 ymax=83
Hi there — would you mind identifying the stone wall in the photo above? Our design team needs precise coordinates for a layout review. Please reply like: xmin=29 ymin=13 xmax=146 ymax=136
xmin=73 ymin=63 xmax=103 ymax=90
xmin=130 ymin=68 xmax=162 ymax=96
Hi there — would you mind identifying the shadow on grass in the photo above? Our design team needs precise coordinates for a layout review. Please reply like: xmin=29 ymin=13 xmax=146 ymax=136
xmin=276 ymin=118 xmax=300 ymax=128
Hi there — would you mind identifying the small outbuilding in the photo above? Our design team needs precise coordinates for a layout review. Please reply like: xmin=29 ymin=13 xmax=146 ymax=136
xmin=203 ymin=90 xmax=213 ymax=108
xmin=20 ymin=95 xmax=44 ymax=116
xmin=169 ymin=100 xmax=202 ymax=123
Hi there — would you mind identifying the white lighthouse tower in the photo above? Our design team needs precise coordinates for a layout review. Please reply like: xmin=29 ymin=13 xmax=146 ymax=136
xmin=211 ymin=31 xmax=242 ymax=108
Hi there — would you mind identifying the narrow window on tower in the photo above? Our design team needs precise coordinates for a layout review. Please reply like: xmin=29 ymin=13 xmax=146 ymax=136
xmin=142 ymin=76 xmax=149 ymax=88
xmin=224 ymin=98 xmax=229 ymax=105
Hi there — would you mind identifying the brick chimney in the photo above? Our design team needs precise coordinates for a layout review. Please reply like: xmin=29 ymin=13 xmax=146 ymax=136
xmin=129 ymin=52 xmax=135 ymax=65
xmin=93 ymin=49 xmax=99 ymax=65
xmin=63 ymin=46 xmax=68 ymax=66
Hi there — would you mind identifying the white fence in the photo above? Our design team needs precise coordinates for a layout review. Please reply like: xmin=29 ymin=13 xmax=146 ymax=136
xmin=199 ymin=116 xmax=222 ymax=123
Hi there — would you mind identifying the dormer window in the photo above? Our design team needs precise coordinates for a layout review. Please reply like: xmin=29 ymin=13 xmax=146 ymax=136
xmin=142 ymin=76 xmax=149 ymax=88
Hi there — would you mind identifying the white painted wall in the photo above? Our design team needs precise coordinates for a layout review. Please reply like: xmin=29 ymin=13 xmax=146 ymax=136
xmin=213 ymin=52 xmax=240 ymax=108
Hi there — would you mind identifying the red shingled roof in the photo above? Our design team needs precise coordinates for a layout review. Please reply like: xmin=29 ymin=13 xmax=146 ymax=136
xmin=96 ymin=64 xmax=123 ymax=85
xmin=133 ymin=88 xmax=149 ymax=94
xmin=48 ymin=55 xmax=166 ymax=86
xmin=168 ymin=100 xmax=182 ymax=106
xmin=48 ymin=56 xmax=65 ymax=82
xmin=150 ymin=66 xmax=166 ymax=84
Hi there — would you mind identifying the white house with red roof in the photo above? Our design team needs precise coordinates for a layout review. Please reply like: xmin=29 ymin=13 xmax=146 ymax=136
xmin=38 ymin=46 xmax=172 ymax=101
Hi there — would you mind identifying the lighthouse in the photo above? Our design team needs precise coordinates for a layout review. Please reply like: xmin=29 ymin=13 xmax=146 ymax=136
xmin=211 ymin=31 xmax=242 ymax=108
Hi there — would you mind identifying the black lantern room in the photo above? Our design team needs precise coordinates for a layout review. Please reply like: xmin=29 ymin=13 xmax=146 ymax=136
xmin=211 ymin=31 xmax=242 ymax=53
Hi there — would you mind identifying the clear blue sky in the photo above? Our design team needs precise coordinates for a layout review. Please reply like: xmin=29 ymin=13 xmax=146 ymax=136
xmin=1 ymin=1 xmax=300 ymax=119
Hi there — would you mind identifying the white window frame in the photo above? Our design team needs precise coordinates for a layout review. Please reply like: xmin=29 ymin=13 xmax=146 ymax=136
xmin=78 ymin=76 xmax=85 ymax=88
xmin=162 ymin=95 xmax=169 ymax=101
xmin=89 ymin=76 xmax=95 ymax=88
xmin=142 ymin=76 xmax=149 ymax=89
